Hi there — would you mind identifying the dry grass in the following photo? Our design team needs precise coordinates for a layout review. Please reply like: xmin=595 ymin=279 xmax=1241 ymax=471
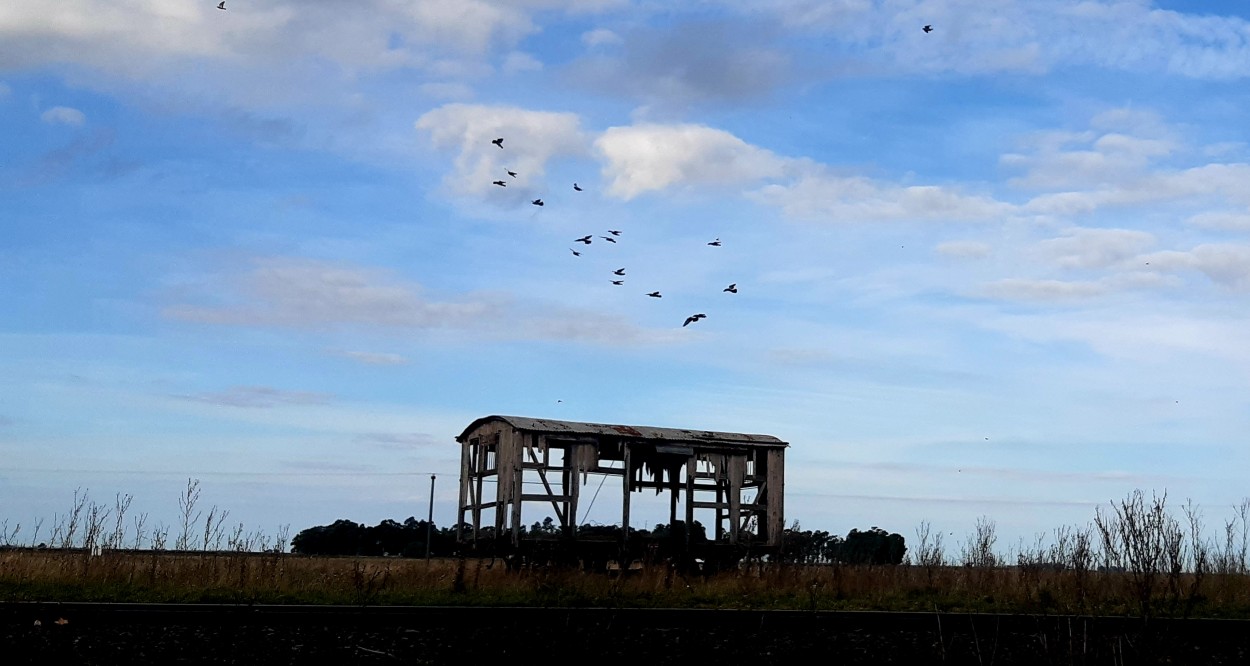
xmin=4 ymin=548 xmax=1250 ymax=617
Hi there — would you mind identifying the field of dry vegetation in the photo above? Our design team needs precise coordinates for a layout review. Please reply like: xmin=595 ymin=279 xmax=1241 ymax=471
xmin=3 ymin=488 xmax=1250 ymax=618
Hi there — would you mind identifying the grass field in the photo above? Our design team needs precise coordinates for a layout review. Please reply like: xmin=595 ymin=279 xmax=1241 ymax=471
xmin=4 ymin=547 xmax=1250 ymax=618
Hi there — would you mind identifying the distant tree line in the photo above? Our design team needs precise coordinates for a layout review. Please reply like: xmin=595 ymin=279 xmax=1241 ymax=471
xmin=291 ymin=515 xmax=905 ymax=564
xmin=780 ymin=524 xmax=907 ymax=565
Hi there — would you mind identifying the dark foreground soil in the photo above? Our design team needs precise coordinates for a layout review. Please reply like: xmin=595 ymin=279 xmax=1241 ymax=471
xmin=5 ymin=604 xmax=1249 ymax=665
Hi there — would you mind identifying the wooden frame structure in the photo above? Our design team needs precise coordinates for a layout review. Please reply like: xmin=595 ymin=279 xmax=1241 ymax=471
xmin=455 ymin=415 xmax=787 ymax=553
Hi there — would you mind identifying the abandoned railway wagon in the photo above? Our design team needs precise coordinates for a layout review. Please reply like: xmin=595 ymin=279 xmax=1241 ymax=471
xmin=456 ymin=415 xmax=787 ymax=564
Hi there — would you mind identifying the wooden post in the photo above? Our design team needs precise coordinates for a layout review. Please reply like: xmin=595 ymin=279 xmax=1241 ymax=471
xmin=511 ymin=449 xmax=523 ymax=546
xmin=684 ymin=458 xmax=695 ymax=548
xmin=426 ymin=474 xmax=436 ymax=559
xmin=621 ymin=443 xmax=632 ymax=545
xmin=567 ymin=443 xmax=581 ymax=539
xmin=728 ymin=455 xmax=742 ymax=545
xmin=457 ymin=439 xmax=469 ymax=543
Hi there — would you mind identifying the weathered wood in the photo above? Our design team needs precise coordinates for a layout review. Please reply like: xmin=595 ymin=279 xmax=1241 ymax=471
xmin=728 ymin=455 xmax=744 ymax=544
xmin=456 ymin=416 xmax=788 ymax=551
xmin=525 ymin=443 xmax=567 ymax=524
xmin=520 ymin=494 xmax=573 ymax=503
xmin=567 ymin=443 xmax=581 ymax=536
xmin=621 ymin=443 xmax=632 ymax=542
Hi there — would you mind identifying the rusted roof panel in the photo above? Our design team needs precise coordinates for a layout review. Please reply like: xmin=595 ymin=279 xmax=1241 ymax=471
xmin=457 ymin=415 xmax=788 ymax=448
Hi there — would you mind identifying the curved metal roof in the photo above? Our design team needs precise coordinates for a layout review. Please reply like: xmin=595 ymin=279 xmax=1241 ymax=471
xmin=457 ymin=415 xmax=788 ymax=448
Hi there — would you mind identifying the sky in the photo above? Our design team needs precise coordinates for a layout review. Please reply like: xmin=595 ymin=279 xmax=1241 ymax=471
xmin=3 ymin=0 xmax=1250 ymax=553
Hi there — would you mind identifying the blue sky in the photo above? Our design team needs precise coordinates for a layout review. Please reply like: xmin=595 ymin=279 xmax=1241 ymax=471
xmin=3 ymin=0 xmax=1250 ymax=551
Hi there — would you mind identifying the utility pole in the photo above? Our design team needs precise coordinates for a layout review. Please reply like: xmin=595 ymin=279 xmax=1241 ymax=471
xmin=426 ymin=474 xmax=436 ymax=560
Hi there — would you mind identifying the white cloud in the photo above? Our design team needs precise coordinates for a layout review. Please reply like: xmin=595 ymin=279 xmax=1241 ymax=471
xmin=1186 ymin=211 xmax=1250 ymax=231
xmin=978 ymin=278 xmax=1106 ymax=302
xmin=581 ymin=28 xmax=622 ymax=47
xmin=1005 ymin=111 xmax=1250 ymax=218
xmin=176 ymin=385 xmax=334 ymax=409
xmin=40 ymin=106 xmax=86 ymax=126
xmin=418 ymin=82 xmax=474 ymax=101
xmin=502 ymin=51 xmax=543 ymax=73
xmin=330 ymin=350 xmax=410 ymax=366
xmin=594 ymin=123 xmax=787 ymax=199
xmin=1038 ymin=228 xmax=1155 ymax=270
xmin=415 ymin=103 xmax=587 ymax=195
xmin=720 ymin=0 xmax=1250 ymax=79
xmin=165 ymin=258 xmax=490 ymax=329
xmin=753 ymin=170 xmax=1012 ymax=223
xmin=1145 ymin=244 xmax=1250 ymax=291
xmin=164 ymin=257 xmax=681 ymax=346
xmin=936 ymin=241 xmax=991 ymax=259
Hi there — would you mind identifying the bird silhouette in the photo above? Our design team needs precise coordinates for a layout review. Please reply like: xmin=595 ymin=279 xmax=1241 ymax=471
xmin=492 ymin=180 xmax=506 ymax=187
xmin=531 ymin=199 xmax=544 ymax=206
xmin=613 ymin=268 xmax=625 ymax=276
xmin=607 ymin=230 xmax=622 ymax=236
xmin=723 ymin=283 xmax=737 ymax=293
xmin=923 ymin=24 xmax=933 ymax=33
xmin=707 ymin=238 xmax=721 ymax=246
xmin=573 ymin=183 xmax=583 ymax=191
xmin=574 ymin=235 xmax=592 ymax=244
xmin=492 ymin=137 xmax=504 ymax=148
xmin=611 ymin=280 xmax=624 ymax=285
xmin=570 ymin=249 xmax=581 ymax=257
xmin=506 ymin=170 xmax=517 ymax=178
xmin=600 ymin=236 xmax=617 ymax=243
xmin=647 ymin=291 xmax=662 ymax=298
xmin=217 ymin=1 xmax=225 ymax=9
xmin=683 ymin=314 xmax=707 ymax=327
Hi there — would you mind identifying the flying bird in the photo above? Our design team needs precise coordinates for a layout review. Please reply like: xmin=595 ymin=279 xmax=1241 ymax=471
xmin=492 ymin=137 xmax=504 ymax=148
xmin=723 ymin=283 xmax=737 ymax=293
xmin=573 ymin=183 xmax=583 ymax=191
xmin=683 ymin=313 xmax=707 ymax=327
xmin=611 ymin=280 xmax=624 ymax=286
xmin=531 ymin=199 xmax=544 ymax=206
xmin=217 ymin=1 xmax=225 ymax=9
xmin=600 ymin=236 xmax=617 ymax=243
xmin=647 ymin=291 xmax=662 ymax=298
xmin=506 ymin=170 xmax=517 ymax=178
xmin=570 ymin=249 xmax=581 ymax=257
xmin=607 ymin=230 xmax=622 ymax=236
xmin=613 ymin=268 xmax=626 ymax=276
xmin=492 ymin=180 xmax=506 ymax=187
xmin=923 ymin=24 xmax=933 ymax=33
xmin=574 ymin=235 xmax=592 ymax=244
xmin=707 ymin=238 xmax=722 ymax=246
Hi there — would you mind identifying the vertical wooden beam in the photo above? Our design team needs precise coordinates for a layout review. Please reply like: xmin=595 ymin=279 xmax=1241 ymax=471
xmin=621 ymin=443 xmax=632 ymax=544
xmin=669 ymin=467 xmax=679 ymax=526
xmin=567 ymin=443 xmax=580 ymax=539
xmin=766 ymin=448 xmax=785 ymax=548
xmin=684 ymin=458 xmax=695 ymax=547
xmin=495 ymin=431 xmax=509 ymax=539
xmin=728 ymin=455 xmax=743 ymax=545
xmin=457 ymin=437 xmax=470 ymax=543
xmin=473 ymin=439 xmax=484 ymax=541
xmin=510 ymin=431 xmax=525 ymax=545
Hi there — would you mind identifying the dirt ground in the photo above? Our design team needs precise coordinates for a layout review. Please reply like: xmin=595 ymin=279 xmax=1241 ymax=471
xmin=5 ymin=604 xmax=1249 ymax=665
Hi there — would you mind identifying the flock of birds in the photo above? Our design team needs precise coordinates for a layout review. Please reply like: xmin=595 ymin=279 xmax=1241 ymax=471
xmin=207 ymin=3 xmax=930 ymax=327
xmin=489 ymin=136 xmax=745 ymax=328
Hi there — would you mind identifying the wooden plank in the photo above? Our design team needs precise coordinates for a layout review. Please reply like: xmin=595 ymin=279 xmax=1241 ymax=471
xmin=684 ymin=458 xmax=695 ymax=546
xmin=521 ymin=494 xmax=573 ymax=502
xmin=457 ymin=437 xmax=470 ymax=542
xmin=567 ymin=443 xmax=581 ymax=536
xmin=525 ymin=443 xmax=567 ymax=524
xmin=728 ymin=455 xmax=744 ymax=544
xmin=621 ymin=443 xmax=632 ymax=541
